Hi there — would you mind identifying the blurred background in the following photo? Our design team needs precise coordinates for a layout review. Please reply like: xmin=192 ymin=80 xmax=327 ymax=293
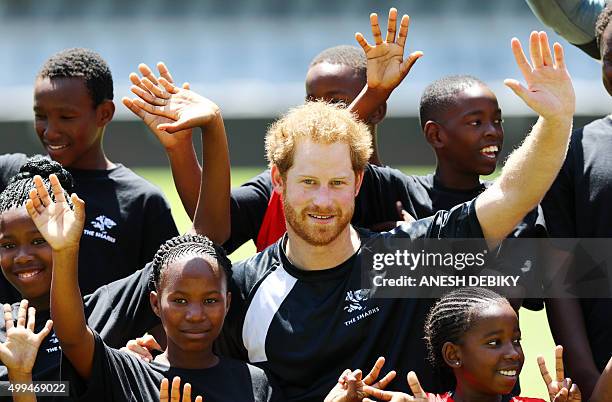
xmin=0 ymin=0 xmax=607 ymax=166
xmin=1 ymin=1 xmax=606 ymax=397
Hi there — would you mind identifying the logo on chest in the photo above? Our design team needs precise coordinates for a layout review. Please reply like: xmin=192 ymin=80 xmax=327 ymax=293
xmin=83 ymin=215 xmax=117 ymax=243
xmin=343 ymin=289 xmax=380 ymax=327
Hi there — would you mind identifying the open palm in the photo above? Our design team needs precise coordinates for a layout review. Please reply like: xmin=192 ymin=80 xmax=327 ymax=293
xmin=355 ymin=8 xmax=423 ymax=91
xmin=25 ymin=174 xmax=85 ymax=251
xmin=505 ymin=31 xmax=575 ymax=120
xmin=123 ymin=62 xmax=193 ymax=149
xmin=0 ymin=301 xmax=53 ymax=374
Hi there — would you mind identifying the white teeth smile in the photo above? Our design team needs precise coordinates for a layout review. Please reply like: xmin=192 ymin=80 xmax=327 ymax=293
xmin=47 ymin=144 xmax=68 ymax=150
xmin=17 ymin=270 xmax=42 ymax=279
xmin=480 ymin=145 xmax=499 ymax=154
xmin=310 ymin=214 xmax=332 ymax=219
xmin=498 ymin=370 xmax=517 ymax=377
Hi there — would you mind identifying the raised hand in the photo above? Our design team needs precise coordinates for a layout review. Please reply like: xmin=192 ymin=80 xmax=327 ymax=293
xmin=126 ymin=73 xmax=221 ymax=134
xmin=0 ymin=300 xmax=53 ymax=374
xmin=160 ymin=377 xmax=203 ymax=402
xmin=363 ymin=371 xmax=430 ymax=402
xmin=505 ymin=31 xmax=575 ymax=121
xmin=123 ymin=62 xmax=193 ymax=149
xmin=326 ymin=357 xmax=397 ymax=402
xmin=25 ymin=175 xmax=85 ymax=251
xmin=538 ymin=345 xmax=581 ymax=402
xmin=355 ymin=8 xmax=423 ymax=92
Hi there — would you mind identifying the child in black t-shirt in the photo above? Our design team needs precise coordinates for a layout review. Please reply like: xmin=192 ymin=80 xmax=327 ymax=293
xmin=0 ymin=299 xmax=53 ymax=402
xmin=18 ymin=48 xmax=177 ymax=299
xmin=331 ymin=288 xmax=580 ymax=402
xmin=0 ymin=156 xmax=161 ymax=384
xmin=26 ymin=174 xmax=281 ymax=402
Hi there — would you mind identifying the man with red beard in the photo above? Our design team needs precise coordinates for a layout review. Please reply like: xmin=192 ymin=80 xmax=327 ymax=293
xmin=124 ymin=10 xmax=576 ymax=401
xmin=213 ymin=25 xmax=576 ymax=402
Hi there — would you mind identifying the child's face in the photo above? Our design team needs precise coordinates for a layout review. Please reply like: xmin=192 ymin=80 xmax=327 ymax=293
xmin=0 ymin=207 xmax=53 ymax=301
xmin=152 ymin=256 xmax=230 ymax=353
xmin=33 ymin=77 xmax=103 ymax=170
xmin=456 ymin=302 xmax=523 ymax=396
xmin=436 ymin=84 xmax=504 ymax=176
xmin=305 ymin=62 xmax=365 ymax=106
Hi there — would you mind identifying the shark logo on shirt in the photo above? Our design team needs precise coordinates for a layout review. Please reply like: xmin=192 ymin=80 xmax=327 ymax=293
xmin=343 ymin=289 xmax=370 ymax=313
xmin=83 ymin=215 xmax=117 ymax=243
xmin=91 ymin=215 xmax=117 ymax=233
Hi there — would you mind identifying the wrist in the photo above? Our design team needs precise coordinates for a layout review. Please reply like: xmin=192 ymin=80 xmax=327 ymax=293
xmin=364 ymin=85 xmax=392 ymax=102
xmin=201 ymin=110 xmax=224 ymax=133
xmin=165 ymin=135 xmax=194 ymax=155
xmin=8 ymin=370 xmax=32 ymax=382
xmin=52 ymin=245 xmax=80 ymax=254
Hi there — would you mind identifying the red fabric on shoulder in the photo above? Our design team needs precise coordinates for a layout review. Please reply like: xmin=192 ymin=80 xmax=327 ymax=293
xmin=256 ymin=189 xmax=286 ymax=252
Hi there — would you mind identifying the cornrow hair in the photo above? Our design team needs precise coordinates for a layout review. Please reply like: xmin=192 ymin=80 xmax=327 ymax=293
xmin=149 ymin=234 xmax=232 ymax=291
xmin=419 ymin=75 xmax=488 ymax=130
xmin=309 ymin=45 xmax=367 ymax=79
xmin=0 ymin=155 xmax=74 ymax=214
xmin=595 ymin=2 xmax=612 ymax=49
xmin=423 ymin=287 xmax=508 ymax=388
xmin=37 ymin=48 xmax=114 ymax=107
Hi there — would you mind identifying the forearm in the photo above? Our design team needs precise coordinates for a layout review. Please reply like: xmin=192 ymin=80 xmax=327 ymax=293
xmin=592 ymin=356 xmax=612 ymax=402
xmin=546 ymin=297 xmax=600 ymax=399
xmin=50 ymin=247 xmax=95 ymax=377
xmin=7 ymin=371 xmax=36 ymax=402
xmin=166 ymin=137 xmax=202 ymax=219
xmin=192 ymin=113 xmax=231 ymax=244
xmin=349 ymin=86 xmax=391 ymax=123
xmin=477 ymin=116 xmax=572 ymax=243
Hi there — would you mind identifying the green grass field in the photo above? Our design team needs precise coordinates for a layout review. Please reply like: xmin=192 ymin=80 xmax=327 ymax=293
xmin=134 ymin=166 xmax=555 ymax=399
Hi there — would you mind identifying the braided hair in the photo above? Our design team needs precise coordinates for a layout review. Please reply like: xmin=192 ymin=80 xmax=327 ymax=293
xmin=423 ymin=287 xmax=509 ymax=388
xmin=149 ymin=234 xmax=232 ymax=291
xmin=0 ymin=155 xmax=74 ymax=214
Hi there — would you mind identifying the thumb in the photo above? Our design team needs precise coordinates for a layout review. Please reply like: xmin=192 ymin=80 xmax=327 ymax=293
xmin=71 ymin=194 xmax=86 ymax=224
xmin=504 ymin=79 xmax=530 ymax=104
xmin=157 ymin=120 xmax=190 ymax=134
xmin=400 ymin=51 xmax=423 ymax=77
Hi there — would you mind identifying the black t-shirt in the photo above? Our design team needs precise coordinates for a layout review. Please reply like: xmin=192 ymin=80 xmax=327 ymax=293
xmin=0 ymin=263 xmax=159 ymax=386
xmin=218 ymin=200 xmax=483 ymax=402
xmin=0 ymin=159 xmax=178 ymax=302
xmin=63 ymin=331 xmax=282 ymax=402
xmin=224 ymin=165 xmax=432 ymax=253
xmin=541 ymin=116 xmax=612 ymax=372
xmin=412 ymin=174 xmax=546 ymax=311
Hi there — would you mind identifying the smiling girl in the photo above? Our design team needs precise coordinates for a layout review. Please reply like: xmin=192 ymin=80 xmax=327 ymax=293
xmin=0 ymin=157 xmax=161 ymax=383
xmin=25 ymin=174 xmax=281 ymax=401
xmin=345 ymin=287 xmax=581 ymax=402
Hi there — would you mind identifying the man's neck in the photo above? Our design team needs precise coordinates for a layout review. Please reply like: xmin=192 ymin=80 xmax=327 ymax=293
xmin=285 ymin=226 xmax=361 ymax=270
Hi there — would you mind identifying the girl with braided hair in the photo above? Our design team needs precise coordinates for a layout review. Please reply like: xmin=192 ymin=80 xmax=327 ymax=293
xmin=0 ymin=157 xmax=163 ymax=386
xmin=25 ymin=174 xmax=281 ymax=401
xmin=351 ymin=288 xmax=581 ymax=402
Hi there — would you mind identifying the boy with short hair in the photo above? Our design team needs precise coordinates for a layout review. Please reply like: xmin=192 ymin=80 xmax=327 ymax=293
xmin=0 ymin=48 xmax=178 ymax=302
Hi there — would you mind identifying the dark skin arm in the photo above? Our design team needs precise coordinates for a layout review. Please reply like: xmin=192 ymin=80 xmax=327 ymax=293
xmin=543 ymin=247 xmax=600 ymax=400
xmin=26 ymin=175 xmax=94 ymax=378
xmin=591 ymin=357 xmax=612 ymax=402
xmin=126 ymin=76 xmax=230 ymax=241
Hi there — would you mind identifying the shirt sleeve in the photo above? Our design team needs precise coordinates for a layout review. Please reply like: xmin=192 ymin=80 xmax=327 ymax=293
xmin=61 ymin=331 xmax=118 ymax=401
xmin=426 ymin=199 xmax=484 ymax=238
xmin=83 ymin=263 xmax=159 ymax=349
xmin=223 ymin=171 xmax=273 ymax=254
xmin=525 ymin=0 xmax=603 ymax=58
